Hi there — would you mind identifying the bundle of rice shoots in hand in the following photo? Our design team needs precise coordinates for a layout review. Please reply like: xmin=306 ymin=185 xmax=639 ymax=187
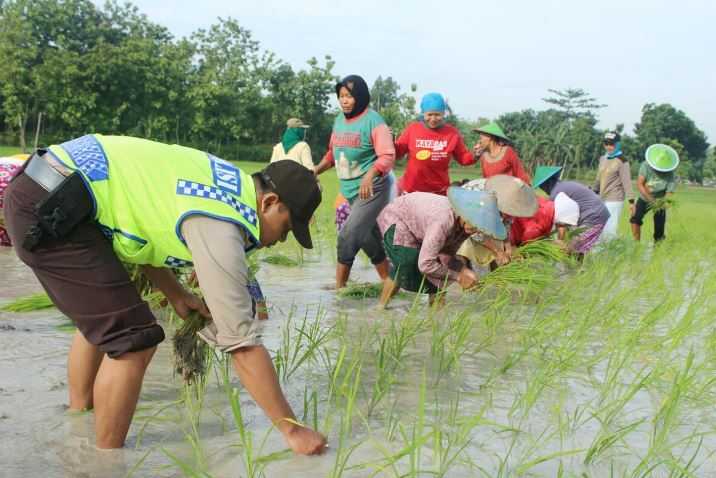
xmin=515 ymin=239 xmax=570 ymax=263
xmin=473 ymin=240 xmax=568 ymax=294
xmin=480 ymin=257 xmax=555 ymax=291
xmin=142 ymin=290 xmax=168 ymax=310
xmin=172 ymin=310 xmax=211 ymax=384
xmin=650 ymin=197 xmax=676 ymax=211
xmin=1 ymin=292 xmax=55 ymax=312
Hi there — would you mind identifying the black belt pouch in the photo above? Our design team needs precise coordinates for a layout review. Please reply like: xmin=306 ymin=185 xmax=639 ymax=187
xmin=23 ymin=172 xmax=94 ymax=250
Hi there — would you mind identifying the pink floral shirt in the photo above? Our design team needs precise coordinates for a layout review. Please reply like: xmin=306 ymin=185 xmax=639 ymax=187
xmin=377 ymin=192 xmax=469 ymax=286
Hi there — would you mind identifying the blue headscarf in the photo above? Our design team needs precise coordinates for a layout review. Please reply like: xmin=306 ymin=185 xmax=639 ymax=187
xmin=420 ymin=92 xmax=446 ymax=114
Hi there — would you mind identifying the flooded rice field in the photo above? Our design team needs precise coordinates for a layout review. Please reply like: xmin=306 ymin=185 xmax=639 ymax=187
xmin=2 ymin=232 xmax=716 ymax=477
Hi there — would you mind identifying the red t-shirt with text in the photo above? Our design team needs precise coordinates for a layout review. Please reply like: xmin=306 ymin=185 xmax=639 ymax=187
xmin=395 ymin=122 xmax=474 ymax=195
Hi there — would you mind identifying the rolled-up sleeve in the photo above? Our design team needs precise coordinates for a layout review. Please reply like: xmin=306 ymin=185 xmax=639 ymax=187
xmin=322 ymin=133 xmax=336 ymax=166
xmin=418 ymin=221 xmax=460 ymax=284
xmin=182 ymin=216 xmax=261 ymax=353
xmin=371 ymin=123 xmax=396 ymax=174
xmin=453 ymin=135 xmax=475 ymax=166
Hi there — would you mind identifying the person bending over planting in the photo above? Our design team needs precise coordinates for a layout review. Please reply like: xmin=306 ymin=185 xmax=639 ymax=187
xmin=533 ymin=165 xmax=610 ymax=256
xmin=4 ymin=135 xmax=326 ymax=454
xmin=454 ymin=175 xmax=538 ymax=269
xmin=630 ymin=144 xmax=679 ymax=242
xmin=376 ymin=188 xmax=505 ymax=309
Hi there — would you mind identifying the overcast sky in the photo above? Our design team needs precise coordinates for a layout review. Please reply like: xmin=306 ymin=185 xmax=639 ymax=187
xmin=122 ymin=0 xmax=714 ymax=142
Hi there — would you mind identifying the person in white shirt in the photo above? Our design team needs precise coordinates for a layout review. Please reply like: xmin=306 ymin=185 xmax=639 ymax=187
xmin=270 ymin=118 xmax=314 ymax=171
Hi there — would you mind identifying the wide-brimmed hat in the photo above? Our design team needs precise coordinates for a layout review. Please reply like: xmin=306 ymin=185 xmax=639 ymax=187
xmin=485 ymin=175 xmax=538 ymax=217
xmin=447 ymin=187 xmax=506 ymax=240
xmin=532 ymin=165 xmax=563 ymax=189
xmin=286 ymin=118 xmax=310 ymax=128
xmin=472 ymin=121 xmax=510 ymax=142
xmin=645 ymin=144 xmax=679 ymax=172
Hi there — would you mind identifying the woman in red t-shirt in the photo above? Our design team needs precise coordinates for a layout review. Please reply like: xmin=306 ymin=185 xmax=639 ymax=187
xmin=510 ymin=196 xmax=555 ymax=246
xmin=395 ymin=93 xmax=474 ymax=195
xmin=473 ymin=122 xmax=530 ymax=184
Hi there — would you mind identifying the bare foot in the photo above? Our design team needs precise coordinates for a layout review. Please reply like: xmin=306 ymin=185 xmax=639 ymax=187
xmin=284 ymin=425 xmax=327 ymax=455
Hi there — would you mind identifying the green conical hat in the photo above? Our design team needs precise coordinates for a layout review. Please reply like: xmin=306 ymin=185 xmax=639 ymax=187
xmin=531 ymin=165 xmax=563 ymax=189
xmin=472 ymin=121 xmax=510 ymax=142
xmin=645 ymin=144 xmax=679 ymax=172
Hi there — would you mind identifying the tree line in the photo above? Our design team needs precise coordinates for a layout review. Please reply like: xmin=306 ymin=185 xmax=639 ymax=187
xmin=0 ymin=0 xmax=712 ymax=181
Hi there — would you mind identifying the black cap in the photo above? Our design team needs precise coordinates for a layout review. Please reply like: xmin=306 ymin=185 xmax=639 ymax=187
xmin=259 ymin=161 xmax=322 ymax=249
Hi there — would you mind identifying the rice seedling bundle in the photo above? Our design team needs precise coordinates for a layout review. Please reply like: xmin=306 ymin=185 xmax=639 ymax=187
xmin=337 ymin=282 xmax=384 ymax=299
xmin=515 ymin=239 xmax=569 ymax=263
xmin=480 ymin=257 xmax=555 ymax=290
xmin=650 ymin=197 xmax=676 ymax=211
xmin=1 ymin=292 xmax=55 ymax=312
xmin=261 ymin=253 xmax=300 ymax=267
xmin=476 ymin=240 xmax=569 ymax=292
xmin=172 ymin=310 xmax=210 ymax=384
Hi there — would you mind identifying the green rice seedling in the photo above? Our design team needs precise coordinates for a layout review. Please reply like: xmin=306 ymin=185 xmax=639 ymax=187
xmin=301 ymin=385 xmax=320 ymax=431
xmin=430 ymin=309 xmax=474 ymax=378
xmin=141 ymin=290 xmax=167 ymax=310
xmin=478 ymin=257 xmax=556 ymax=293
xmin=172 ymin=310 xmax=211 ymax=384
xmin=649 ymin=350 xmax=697 ymax=456
xmin=1 ymin=292 xmax=54 ymax=312
xmin=261 ymin=253 xmax=299 ymax=267
xmin=225 ymin=385 xmax=262 ymax=477
xmin=515 ymin=239 xmax=571 ymax=263
xmin=336 ymin=282 xmax=383 ymax=299
xmin=217 ymin=359 xmax=295 ymax=477
xmin=162 ymin=448 xmax=215 ymax=478
xmin=274 ymin=309 xmax=333 ymax=382
xmin=329 ymin=360 xmax=364 ymax=478
xmin=583 ymin=418 xmax=646 ymax=465
xmin=650 ymin=197 xmax=677 ymax=211
xmin=122 ymin=448 xmax=153 ymax=478
xmin=133 ymin=398 xmax=184 ymax=449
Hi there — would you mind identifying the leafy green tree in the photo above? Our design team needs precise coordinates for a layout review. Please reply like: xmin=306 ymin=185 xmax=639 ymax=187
xmin=0 ymin=0 xmax=105 ymax=149
xmin=265 ymin=55 xmax=337 ymax=158
xmin=497 ymin=102 xmax=602 ymax=176
xmin=370 ymin=76 xmax=401 ymax=112
xmin=542 ymin=88 xmax=606 ymax=120
xmin=703 ymin=147 xmax=716 ymax=180
xmin=370 ymin=77 xmax=416 ymax=134
xmin=187 ymin=17 xmax=276 ymax=154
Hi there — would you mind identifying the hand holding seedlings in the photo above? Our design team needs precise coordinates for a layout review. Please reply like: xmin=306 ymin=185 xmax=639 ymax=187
xmin=169 ymin=291 xmax=211 ymax=321
xmin=457 ymin=267 xmax=478 ymax=289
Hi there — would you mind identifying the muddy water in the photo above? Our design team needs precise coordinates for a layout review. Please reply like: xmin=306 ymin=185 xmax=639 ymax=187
xmin=0 ymin=248 xmax=414 ymax=477
xmin=2 ymin=245 xmax=716 ymax=477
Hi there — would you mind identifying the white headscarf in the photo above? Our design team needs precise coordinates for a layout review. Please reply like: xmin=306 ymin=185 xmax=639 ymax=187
xmin=553 ymin=192 xmax=579 ymax=226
